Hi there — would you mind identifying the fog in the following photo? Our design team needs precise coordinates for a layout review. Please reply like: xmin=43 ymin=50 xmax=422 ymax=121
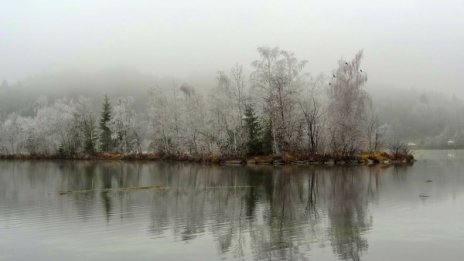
xmin=2 ymin=0 xmax=463 ymax=93
xmin=1 ymin=1 xmax=464 ymax=154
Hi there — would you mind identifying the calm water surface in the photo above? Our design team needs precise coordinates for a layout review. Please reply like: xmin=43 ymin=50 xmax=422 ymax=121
xmin=1 ymin=150 xmax=464 ymax=260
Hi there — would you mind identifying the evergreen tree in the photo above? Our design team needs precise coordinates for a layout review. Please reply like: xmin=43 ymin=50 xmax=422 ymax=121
xmin=260 ymin=120 xmax=274 ymax=155
xmin=244 ymin=105 xmax=263 ymax=155
xmin=99 ymin=95 xmax=112 ymax=152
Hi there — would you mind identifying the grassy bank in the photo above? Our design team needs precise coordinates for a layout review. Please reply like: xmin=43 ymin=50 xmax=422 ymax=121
xmin=0 ymin=151 xmax=414 ymax=166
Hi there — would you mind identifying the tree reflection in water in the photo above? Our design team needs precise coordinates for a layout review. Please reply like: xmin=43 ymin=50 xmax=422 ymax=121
xmin=62 ymin=163 xmax=377 ymax=260
xmin=0 ymin=161 xmax=409 ymax=261
xmin=326 ymin=168 xmax=371 ymax=261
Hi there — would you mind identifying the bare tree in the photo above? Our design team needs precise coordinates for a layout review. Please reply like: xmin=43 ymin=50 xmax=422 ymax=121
xmin=327 ymin=50 xmax=369 ymax=157
xmin=108 ymin=97 xmax=139 ymax=154
xmin=251 ymin=46 xmax=306 ymax=155
xmin=365 ymin=109 xmax=383 ymax=153
xmin=180 ymin=84 xmax=213 ymax=155
xmin=147 ymin=87 xmax=177 ymax=154
xmin=209 ymin=64 xmax=248 ymax=156
xmin=388 ymin=139 xmax=411 ymax=158
xmin=73 ymin=97 xmax=98 ymax=154
xmin=299 ymin=74 xmax=326 ymax=154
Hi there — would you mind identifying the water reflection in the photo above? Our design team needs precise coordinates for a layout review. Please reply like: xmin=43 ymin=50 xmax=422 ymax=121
xmin=326 ymin=168 xmax=371 ymax=261
xmin=1 ymin=156 xmax=461 ymax=261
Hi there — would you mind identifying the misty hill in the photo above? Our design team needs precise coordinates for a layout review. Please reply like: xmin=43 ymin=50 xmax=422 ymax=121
xmin=0 ymin=69 xmax=178 ymax=115
xmin=1 ymin=68 xmax=464 ymax=149
xmin=371 ymin=86 xmax=464 ymax=148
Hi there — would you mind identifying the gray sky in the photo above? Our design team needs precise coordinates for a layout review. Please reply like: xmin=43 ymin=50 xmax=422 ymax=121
xmin=1 ymin=0 xmax=463 ymax=93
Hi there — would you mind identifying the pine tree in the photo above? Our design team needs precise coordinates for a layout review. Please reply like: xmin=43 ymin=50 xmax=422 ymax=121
xmin=99 ymin=95 xmax=112 ymax=152
xmin=244 ymin=105 xmax=263 ymax=155
xmin=261 ymin=119 xmax=274 ymax=155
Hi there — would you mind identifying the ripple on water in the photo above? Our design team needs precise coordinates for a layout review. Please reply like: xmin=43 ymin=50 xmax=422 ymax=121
xmin=1 ymin=154 xmax=464 ymax=261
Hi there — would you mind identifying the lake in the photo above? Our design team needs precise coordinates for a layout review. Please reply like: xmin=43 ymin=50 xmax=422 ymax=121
xmin=1 ymin=150 xmax=463 ymax=260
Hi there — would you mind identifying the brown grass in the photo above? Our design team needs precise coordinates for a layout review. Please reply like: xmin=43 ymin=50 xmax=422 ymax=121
xmin=0 ymin=150 xmax=414 ymax=165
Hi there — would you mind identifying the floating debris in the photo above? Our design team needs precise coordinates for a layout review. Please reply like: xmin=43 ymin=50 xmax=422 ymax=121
xmin=58 ymin=185 xmax=169 ymax=195
xmin=203 ymin=186 xmax=253 ymax=190
xmin=58 ymin=185 xmax=254 ymax=195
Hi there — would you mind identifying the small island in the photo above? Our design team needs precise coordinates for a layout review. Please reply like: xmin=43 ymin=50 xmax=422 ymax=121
xmin=0 ymin=48 xmax=414 ymax=165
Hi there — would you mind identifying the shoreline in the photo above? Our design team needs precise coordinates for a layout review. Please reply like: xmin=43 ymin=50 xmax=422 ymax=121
xmin=0 ymin=152 xmax=415 ymax=166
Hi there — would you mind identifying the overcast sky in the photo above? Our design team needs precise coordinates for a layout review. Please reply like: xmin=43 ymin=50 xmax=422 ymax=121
xmin=1 ymin=0 xmax=463 ymax=93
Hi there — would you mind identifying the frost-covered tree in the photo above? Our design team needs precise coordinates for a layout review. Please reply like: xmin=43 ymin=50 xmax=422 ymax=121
xmin=327 ymin=51 xmax=370 ymax=156
xmin=147 ymin=86 xmax=183 ymax=155
xmin=365 ymin=106 xmax=383 ymax=153
xmin=251 ymin=46 xmax=307 ymax=155
xmin=298 ymin=75 xmax=326 ymax=154
xmin=109 ymin=96 xmax=141 ymax=154
xmin=209 ymin=66 xmax=247 ymax=156
xmin=0 ymin=113 xmax=25 ymax=154
xmin=73 ymin=97 xmax=98 ymax=155
xmin=24 ymin=99 xmax=57 ymax=155
xmin=51 ymin=99 xmax=79 ymax=155
xmin=0 ymin=98 xmax=83 ymax=155
xmin=0 ymin=47 xmax=394 ymax=158
xmin=179 ymin=84 xmax=213 ymax=155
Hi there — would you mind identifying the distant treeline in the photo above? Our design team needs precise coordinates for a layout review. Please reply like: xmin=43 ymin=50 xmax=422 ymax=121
xmin=0 ymin=47 xmax=414 ymax=158
xmin=372 ymin=88 xmax=464 ymax=149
